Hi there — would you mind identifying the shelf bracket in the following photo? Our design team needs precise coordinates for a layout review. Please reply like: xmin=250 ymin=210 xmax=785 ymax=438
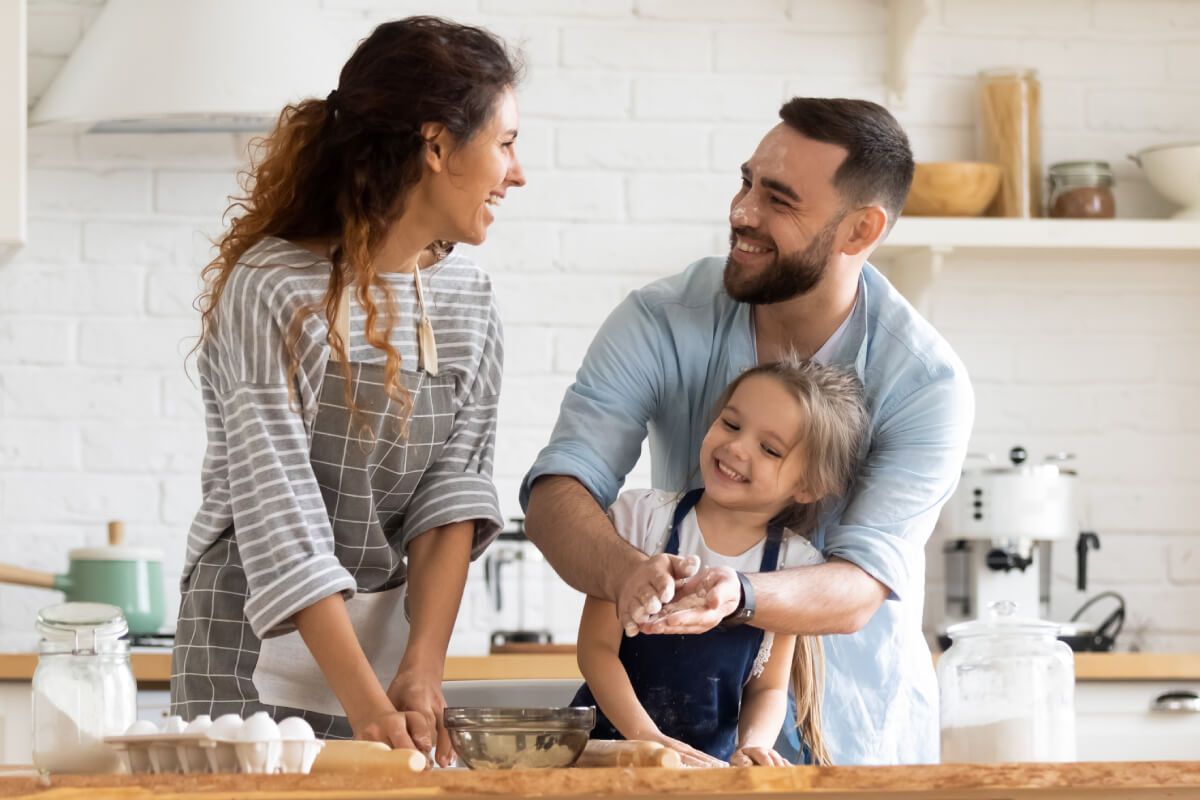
xmin=884 ymin=246 xmax=949 ymax=317
xmin=886 ymin=0 xmax=934 ymax=109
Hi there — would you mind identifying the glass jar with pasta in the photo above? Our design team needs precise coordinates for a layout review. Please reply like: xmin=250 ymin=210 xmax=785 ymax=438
xmin=977 ymin=68 xmax=1042 ymax=218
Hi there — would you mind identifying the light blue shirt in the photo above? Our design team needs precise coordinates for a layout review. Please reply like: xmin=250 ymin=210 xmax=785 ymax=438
xmin=520 ymin=256 xmax=974 ymax=765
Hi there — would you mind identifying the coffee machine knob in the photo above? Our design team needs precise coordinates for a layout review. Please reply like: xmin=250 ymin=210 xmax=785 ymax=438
xmin=1009 ymin=446 xmax=1028 ymax=466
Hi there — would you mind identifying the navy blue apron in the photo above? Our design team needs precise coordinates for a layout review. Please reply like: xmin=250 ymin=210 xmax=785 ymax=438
xmin=571 ymin=488 xmax=784 ymax=761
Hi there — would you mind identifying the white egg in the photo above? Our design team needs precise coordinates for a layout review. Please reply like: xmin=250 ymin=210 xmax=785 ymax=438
xmin=125 ymin=719 xmax=159 ymax=736
xmin=276 ymin=717 xmax=315 ymax=742
xmin=238 ymin=711 xmax=281 ymax=742
xmin=183 ymin=714 xmax=212 ymax=736
xmin=207 ymin=713 xmax=245 ymax=742
xmin=161 ymin=715 xmax=187 ymax=735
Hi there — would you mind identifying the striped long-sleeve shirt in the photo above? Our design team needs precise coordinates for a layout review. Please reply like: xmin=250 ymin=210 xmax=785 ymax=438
xmin=182 ymin=236 xmax=504 ymax=639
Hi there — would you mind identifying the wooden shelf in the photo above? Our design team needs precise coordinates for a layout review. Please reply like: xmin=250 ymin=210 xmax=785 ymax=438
xmin=874 ymin=217 xmax=1200 ymax=313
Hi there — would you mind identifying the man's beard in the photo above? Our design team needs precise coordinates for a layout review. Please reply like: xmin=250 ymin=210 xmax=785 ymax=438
xmin=724 ymin=213 xmax=843 ymax=305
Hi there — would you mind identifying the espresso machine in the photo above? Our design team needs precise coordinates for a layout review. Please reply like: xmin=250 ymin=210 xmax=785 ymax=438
xmin=937 ymin=446 xmax=1116 ymax=652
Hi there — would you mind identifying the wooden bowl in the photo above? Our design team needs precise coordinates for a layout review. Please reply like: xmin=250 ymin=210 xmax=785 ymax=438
xmin=903 ymin=161 xmax=1002 ymax=217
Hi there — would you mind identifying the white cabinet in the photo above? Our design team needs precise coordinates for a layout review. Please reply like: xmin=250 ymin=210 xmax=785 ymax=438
xmin=1 ymin=0 xmax=27 ymax=260
xmin=1076 ymin=681 xmax=1200 ymax=762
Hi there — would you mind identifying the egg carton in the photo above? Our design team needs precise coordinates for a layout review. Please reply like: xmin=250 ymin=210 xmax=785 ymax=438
xmin=104 ymin=712 xmax=325 ymax=775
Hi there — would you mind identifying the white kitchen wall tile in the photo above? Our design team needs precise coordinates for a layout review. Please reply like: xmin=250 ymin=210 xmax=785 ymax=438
xmin=0 ymin=319 xmax=72 ymax=366
xmin=0 ymin=369 xmax=160 ymax=420
xmin=634 ymin=76 xmax=783 ymax=122
xmin=943 ymin=0 xmax=1089 ymax=32
xmin=556 ymin=123 xmax=709 ymax=171
xmin=153 ymin=170 xmax=241 ymax=218
xmin=28 ymin=168 xmax=152 ymax=215
xmin=2 ymin=473 xmax=160 ymax=523
xmin=561 ymin=26 xmax=711 ymax=71
xmin=715 ymin=30 xmax=884 ymax=75
xmin=77 ymin=320 xmax=198 ymax=370
xmin=787 ymin=0 xmax=886 ymax=31
xmin=0 ymin=265 xmax=142 ymax=315
xmin=0 ymin=421 xmax=80 ymax=470
xmin=483 ymin=0 xmax=632 ymax=18
xmin=520 ymin=72 xmax=630 ymax=120
xmin=499 ymin=170 xmax=624 ymax=222
xmin=640 ymin=0 xmax=788 ymax=23
xmin=82 ymin=423 xmax=206 ymax=474
xmin=560 ymin=223 xmax=716 ymax=275
xmin=627 ymin=174 xmax=733 ymax=223
xmin=1093 ymin=0 xmax=1200 ymax=33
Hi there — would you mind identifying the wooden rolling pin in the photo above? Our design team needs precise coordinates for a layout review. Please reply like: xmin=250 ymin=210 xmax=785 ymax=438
xmin=311 ymin=740 xmax=426 ymax=774
xmin=574 ymin=739 xmax=682 ymax=768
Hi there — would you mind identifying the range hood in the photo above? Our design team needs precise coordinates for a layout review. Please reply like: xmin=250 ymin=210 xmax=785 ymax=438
xmin=30 ymin=0 xmax=359 ymax=133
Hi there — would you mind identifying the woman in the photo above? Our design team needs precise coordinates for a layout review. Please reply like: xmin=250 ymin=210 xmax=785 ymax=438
xmin=169 ymin=16 xmax=525 ymax=766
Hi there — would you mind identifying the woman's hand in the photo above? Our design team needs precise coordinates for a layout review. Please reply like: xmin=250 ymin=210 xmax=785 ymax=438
xmin=388 ymin=663 xmax=452 ymax=767
xmin=730 ymin=745 xmax=789 ymax=767
xmin=350 ymin=706 xmax=430 ymax=752
xmin=650 ymin=733 xmax=728 ymax=768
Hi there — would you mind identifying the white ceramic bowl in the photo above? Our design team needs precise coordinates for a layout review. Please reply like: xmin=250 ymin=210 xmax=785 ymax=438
xmin=1131 ymin=141 xmax=1200 ymax=219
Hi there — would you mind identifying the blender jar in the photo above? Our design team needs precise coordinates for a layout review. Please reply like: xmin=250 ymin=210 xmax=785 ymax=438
xmin=939 ymin=600 xmax=1076 ymax=763
xmin=31 ymin=602 xmax=137 ymax=774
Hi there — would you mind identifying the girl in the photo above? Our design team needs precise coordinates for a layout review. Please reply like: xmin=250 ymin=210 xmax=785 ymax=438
xmin=170 ymin=17 xmax=524 ymax=767
xmin=571 ymin=357 xmax=869 ymax=767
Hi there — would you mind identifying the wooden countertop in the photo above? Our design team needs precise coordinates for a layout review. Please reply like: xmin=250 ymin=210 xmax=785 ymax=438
xmin=2 ymin=762 xmax=1200 ymax=798
xmin=4 ymin=651 xmax=1200 ymax=684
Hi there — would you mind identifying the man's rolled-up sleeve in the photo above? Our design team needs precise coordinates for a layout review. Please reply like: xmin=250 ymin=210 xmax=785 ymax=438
xmin=822 ymin=370 xmax=975 ymax=602
xmin=519 ymin=290 xmax=667 ymax=512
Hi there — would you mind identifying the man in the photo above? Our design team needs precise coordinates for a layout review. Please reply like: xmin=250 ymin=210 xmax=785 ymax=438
xmin=519 ymin=97 xmax=974 ymax=765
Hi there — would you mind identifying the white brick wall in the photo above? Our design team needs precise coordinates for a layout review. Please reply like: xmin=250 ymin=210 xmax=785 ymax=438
xmin=4 ymin=0 xmax=1200 ymax=655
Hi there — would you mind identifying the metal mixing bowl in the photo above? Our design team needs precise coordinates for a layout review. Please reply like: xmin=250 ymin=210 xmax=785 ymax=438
xmin=444 ymin=707 xmax=595 ymax=770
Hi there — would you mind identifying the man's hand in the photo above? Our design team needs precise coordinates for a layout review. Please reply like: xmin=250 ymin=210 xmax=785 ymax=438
xmin=616 ymin=553 xmax=701 ymax=635
xmin=641 ymin=565 xmax=741 ymax=635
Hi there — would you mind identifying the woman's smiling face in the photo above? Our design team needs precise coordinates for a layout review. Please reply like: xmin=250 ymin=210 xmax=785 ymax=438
xmin=430 ymin=86 xmax=526 ymax=246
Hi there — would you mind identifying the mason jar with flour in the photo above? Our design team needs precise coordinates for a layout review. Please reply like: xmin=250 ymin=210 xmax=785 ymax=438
xmin=939 ymin=600 xmax=1076 ymax=763
xmin=31 ymin=602 xmax=137 ymax=774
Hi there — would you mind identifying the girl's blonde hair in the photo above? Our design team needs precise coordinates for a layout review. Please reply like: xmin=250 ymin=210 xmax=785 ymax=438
xmin=714 ymin=355 xmax=869 ymax=766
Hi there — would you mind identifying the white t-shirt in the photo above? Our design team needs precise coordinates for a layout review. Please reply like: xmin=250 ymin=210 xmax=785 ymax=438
xmin=608 ymin=489 xmax=825 ymax=677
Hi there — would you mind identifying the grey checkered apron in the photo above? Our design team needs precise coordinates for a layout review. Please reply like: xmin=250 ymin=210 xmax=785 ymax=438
xmin=170 ymin=361 xmax=455 ymax=738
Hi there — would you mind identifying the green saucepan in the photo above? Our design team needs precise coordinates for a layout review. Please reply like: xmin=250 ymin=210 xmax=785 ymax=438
xmin=0 ymin=521 xmax=165 ymax=635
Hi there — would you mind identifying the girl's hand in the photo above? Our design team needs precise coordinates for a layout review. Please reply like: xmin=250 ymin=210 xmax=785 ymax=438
xmin=651 ymin=734 xmax=728 ymax=768
xmin=351 ymin=707 xmax=429 ymax=752
xmin=387 ymin=665 xmax=453 ymax=767
xmin=730 ymin=745 xmax=789 ymax=767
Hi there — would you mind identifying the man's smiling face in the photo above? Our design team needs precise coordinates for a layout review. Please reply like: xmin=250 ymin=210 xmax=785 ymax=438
xmin=724 ymin=123 xmax=851 ymax=305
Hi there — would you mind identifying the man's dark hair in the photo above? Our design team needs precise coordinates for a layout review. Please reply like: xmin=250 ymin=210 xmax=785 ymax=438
xmin=778 ymin=97 xmax=914 ymax=226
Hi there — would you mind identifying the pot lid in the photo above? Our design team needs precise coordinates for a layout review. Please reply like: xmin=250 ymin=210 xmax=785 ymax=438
xmin=36 ymin=602 xmax=128 ymax=642
xmin=69 ymin=545 xmax=162 ymax=562
xmin=946 ymin=600 xmax=1062 ymax=639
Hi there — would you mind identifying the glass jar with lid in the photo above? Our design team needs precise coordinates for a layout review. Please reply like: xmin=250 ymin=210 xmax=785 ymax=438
xmin=1047 ymin=161 xmax=1116 ymax=219
xmin=938 ymin=600 xmax=1076 ymax=763
xmin=977 ymin=68 xmax=1043 ymax=217
xmin=31 ymin=602 xmax=137 ymax=774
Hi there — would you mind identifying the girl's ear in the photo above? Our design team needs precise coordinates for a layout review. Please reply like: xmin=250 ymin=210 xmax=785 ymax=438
xmin=792 ymin=483 xmax=817 ymax=505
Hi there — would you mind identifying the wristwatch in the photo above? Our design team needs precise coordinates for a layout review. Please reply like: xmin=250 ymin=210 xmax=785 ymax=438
xmin=720 ymin=571 xmax=756 ymax=628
